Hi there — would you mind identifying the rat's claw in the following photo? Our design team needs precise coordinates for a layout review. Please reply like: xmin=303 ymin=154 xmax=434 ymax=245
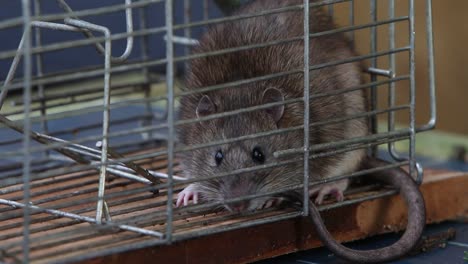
xmin=261 ymin=198 xmax=283 ymax=209
xmin=314 ymin=188 xmax=329 ymax=205
xmin=309 ymin=179 xmax=348 ymax=205
xmin=175 ymin=192 xmax=185 ymax=207
xmin=176 ymin=184 xmax=199 ymax=207
xmin=263 ymin=199 xmax=275 ymax=209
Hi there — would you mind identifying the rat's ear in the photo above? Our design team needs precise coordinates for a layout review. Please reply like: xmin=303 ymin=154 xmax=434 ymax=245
xmin=262 ymin=88 xmax=284 ymax=123
xmin=196 ymin=95 xmax=216 ymax=118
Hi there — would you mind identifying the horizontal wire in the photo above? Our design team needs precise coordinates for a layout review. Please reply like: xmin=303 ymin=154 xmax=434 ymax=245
xmin=1 ymin=48 xmax=407 ymax=128
xmin=1 ymin=15 xmax=408 ymax=92
xmin=0 ymin=0 xmax=163 ymax=31
xmin=31 ymin=183 xmax=398 ymax=263
xmin=0 ymin=192 xmax=157 ymax=235
xmin=0 ymin=73 xmax=410 ymax=157
xmin=0 ymin=75 xmax=408 ymax=153
xmin=11 ymin=79 xmax=146 ymax=106
xmin=3 ymin=180 xmax=398 ymax=259
xmin=0 ymin=114 xmax=410 ymax=191
xmin=3 ymin=87 xmax=143 ymax=116
xmin=0 ymin=113 xmax=153 ymax=146
xmin=0 ymin=0 xmax=431 ymax=261
xmin=0 ymin=138 xmax=409 ymax=227
xmin=0 ymin=105 xmax=409 ymax=189
xmin=0 ymin=199 xmax=164 ymax=239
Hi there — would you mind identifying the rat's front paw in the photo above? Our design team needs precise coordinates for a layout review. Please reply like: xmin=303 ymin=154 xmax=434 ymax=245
xmin=309 ymin=179 xmax=348 ymax=205
xmin=176 ymin=184 xmax=199 ymax=207
xmin=260 ymin=197 xmax=284 ymax=210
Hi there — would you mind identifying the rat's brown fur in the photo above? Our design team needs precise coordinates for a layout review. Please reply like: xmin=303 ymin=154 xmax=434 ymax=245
xmin=178 ymin=0 xmax=367 ymax=209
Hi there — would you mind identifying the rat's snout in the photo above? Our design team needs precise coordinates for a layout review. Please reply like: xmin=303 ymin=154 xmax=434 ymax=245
xmin=223 ymin=176 xmax=254 ymax=212
xmin=228 ymin=201 xmax=249 ymax=212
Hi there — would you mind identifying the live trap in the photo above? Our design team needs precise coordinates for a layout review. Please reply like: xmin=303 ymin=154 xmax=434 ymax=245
xmin=0 ymin=0 xmax=436 ymax=263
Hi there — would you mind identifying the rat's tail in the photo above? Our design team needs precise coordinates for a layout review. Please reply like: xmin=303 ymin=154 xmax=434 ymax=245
xmin=306 ymin=157 xmax=425 ymax=263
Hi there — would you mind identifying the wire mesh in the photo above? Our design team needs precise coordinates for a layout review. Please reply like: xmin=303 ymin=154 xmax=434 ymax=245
xmin=0 ymin=0 xmax=436 ymax=263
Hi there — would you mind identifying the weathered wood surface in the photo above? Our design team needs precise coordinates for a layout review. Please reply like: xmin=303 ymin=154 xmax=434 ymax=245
xmin=80 ymin=170 xmax=468 ymax=264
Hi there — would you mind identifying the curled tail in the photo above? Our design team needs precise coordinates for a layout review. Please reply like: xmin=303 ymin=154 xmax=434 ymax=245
xmin=285 ymin=157 xmax=426 ymax=263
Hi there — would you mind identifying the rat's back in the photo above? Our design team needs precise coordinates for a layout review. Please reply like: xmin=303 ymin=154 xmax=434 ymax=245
xmin=180 ymin=0 xmax=366 ymax=145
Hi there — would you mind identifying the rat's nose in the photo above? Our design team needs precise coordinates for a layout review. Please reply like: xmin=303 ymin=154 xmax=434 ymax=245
xmin=230 ymin=201 xmax=248 ymax=212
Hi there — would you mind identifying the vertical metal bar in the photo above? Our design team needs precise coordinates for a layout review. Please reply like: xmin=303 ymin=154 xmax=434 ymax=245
xmin=139 ymin=1 xmax=150 ymax=84
xmin=57 ymin=18 xmax=122 ymax=222
xmin=349 ymin=0 xmax=354 ymax=47
xmin=418 ymin=0 xmax=436 ymax=132
xmin=57 ymin=0 xmax=134 ymax=63
xmin=412 ymin=0 xmax=435 ymax=183
xmin=387 ymin=1 xmax=426 ymax=184
xmin=1 ymin=22 xmax=81 ymax=111
xmin=33 ymin=0 xmax=49 ymax=158
xmin=0 ymin=37 xmax=25 ymax=110
xmin=139 ymin=1 xmax=154 ymax=137
xmin=408 ymin=0 xmax=416 ymax=179
xmin=183 ymin=0 xmax=191 ymax=73
xmin=165 ymin=0 xmax=175 ymax=242
xmin=369 ymin=0 xmax=378 ymax=156
xmin=387 ymin=0 xmax=397 ymax=153
xmin=302 ymin=0 xmax=310 ymax=216
xmin=21 ymin=0 xmax=32 ymax=262
xmin=96 ymin=29 xmax=112 ymax=224
xmin=122 ymin=0 xmax=134 ymax=61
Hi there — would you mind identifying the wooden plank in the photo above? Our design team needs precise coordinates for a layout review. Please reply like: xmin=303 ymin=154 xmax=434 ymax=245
xmin=80 ymin=170 xmax=468 ymax=264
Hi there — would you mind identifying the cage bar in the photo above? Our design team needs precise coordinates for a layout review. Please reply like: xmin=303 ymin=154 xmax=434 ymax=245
xmin=0 ymin=0 xmax=438 ymax=263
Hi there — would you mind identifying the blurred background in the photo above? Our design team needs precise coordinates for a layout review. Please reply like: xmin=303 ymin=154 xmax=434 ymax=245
xmin=338 ymin=0 xmax=468 ymax=164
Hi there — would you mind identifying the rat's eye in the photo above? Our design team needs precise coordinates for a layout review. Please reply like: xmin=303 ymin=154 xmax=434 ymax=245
xmin=215 ymin=150 xmax=224 ymax=166
xmin=252 ymin=146 xmax=265 ymax=164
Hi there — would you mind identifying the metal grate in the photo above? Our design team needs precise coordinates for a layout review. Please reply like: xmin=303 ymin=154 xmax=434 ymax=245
xmin=0 ymin=0 xmax=436 ymax=263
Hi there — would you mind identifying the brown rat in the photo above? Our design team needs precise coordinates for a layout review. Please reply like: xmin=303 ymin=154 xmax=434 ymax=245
xmin=176 ymin=0 xmax=425 ymax=263
xmin=178 ymin=0 xmax=367 ymax=210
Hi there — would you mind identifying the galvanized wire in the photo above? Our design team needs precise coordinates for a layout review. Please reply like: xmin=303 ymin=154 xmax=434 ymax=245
xmin=302 ymin=0 xmax=311 ymax=216
xmin=0 ymin=0 xmax=438 ymax=262
xmin=20 ymin=0 xmax=33 ymax=261
xmin=0 ymin=0 xmax=162 ymax=31
xmin=0 ymin=15 xmax=409 ymax=95
xmin=0 ymin=73 xmax=408 ymax=157
xmin=57 ymin=0 xmax=134 ymax=63
xmin=164 ymin=0 xmax=175 ymax=242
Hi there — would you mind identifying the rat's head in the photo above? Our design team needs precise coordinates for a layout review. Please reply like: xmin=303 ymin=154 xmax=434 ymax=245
xmin=180 ymin=87 xmax=298 ymax=212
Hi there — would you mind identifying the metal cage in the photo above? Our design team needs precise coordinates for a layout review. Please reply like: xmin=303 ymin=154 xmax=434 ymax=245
xmin=0 ymin=0 xmax=436 ymax=263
